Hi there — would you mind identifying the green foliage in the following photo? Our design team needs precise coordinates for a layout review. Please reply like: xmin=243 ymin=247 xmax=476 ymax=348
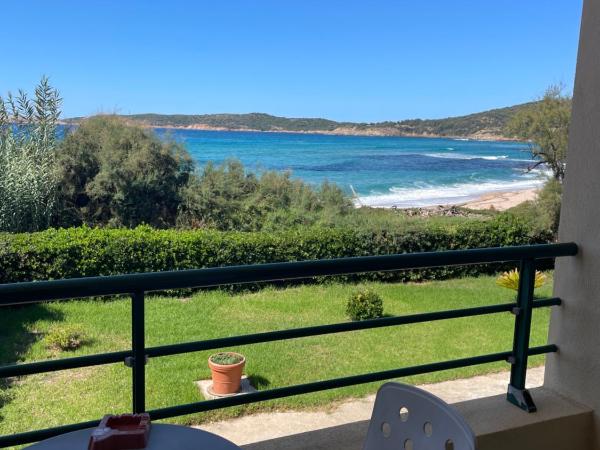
xmin=0 ymin=77 xmax=62 ymax=232
xmin=536 ymin=178 xmax=562 ymax=233
xmin=346 ymin=289 xmax=384 ymax=321
xmin=392 ymin=102 xmax=535 ymax=137
xmin=55 ymin=116 xmax=194 ymax=228
xmin=508 ymin=179 xmax=562 ymax=235
xmin=53 ymin=116 xmax=351 ymax=231
xmin=43 ymin=324 xmax=88 ymax=351
xmin=0 ymin=214 xmax=551 ymax=284
xmin=507 ymin=86 xmax=571 ymax=181
xmin=209 ymin=352 xmax=244 ymax=365
xmin=0 ymin=107 xmax=532 ymax=235
xmin=176 ymin=160 xmax=352 ymax=231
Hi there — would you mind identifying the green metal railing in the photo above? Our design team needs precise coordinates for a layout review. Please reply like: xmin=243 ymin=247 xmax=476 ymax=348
xmin=0 ymin=243 xmax=578 ymax=448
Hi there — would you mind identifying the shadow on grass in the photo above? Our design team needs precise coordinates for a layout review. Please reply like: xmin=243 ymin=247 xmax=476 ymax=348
xmin=248 ymin=373 xmax=271 ymax=390
xmin=0 ymin=304 xmax=64 ymax=416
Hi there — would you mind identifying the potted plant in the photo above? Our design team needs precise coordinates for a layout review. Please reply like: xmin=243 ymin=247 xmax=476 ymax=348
xmin=208 ymin=352 xmax=246 ymax=395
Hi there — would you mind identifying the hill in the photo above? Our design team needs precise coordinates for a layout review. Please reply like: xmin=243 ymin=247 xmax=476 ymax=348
xmin=64 ymin=102 xmax=536 ymax=139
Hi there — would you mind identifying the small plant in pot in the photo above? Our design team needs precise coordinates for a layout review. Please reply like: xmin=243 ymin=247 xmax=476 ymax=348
xmin=208 ymin=352 xmax=246 ymax=395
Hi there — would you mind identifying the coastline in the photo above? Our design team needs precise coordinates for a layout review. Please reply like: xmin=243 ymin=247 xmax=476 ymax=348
xmin=358 ymin=187 xmax=539 ymax=211
xmin=148 ymin=124 xmax=516 ymax=142
xmin=459 ymin=188 xmax=538 ymax=211
xmin=60 ymin=120 xmax=519 ymax=142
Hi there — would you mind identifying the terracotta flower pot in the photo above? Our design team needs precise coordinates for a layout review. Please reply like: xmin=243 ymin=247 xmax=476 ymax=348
xmin=208 ymin=352 xmax=246 ymax=395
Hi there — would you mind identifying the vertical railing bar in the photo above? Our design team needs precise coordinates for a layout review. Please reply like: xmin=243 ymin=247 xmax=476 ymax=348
xmin=507 ymin=258 xmax=537 ymax=412
xmin=131 ymin=291 xmax=146 ymax=413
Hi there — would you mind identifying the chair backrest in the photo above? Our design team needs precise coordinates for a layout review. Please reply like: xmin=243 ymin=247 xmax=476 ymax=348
xmin=363 ymin=382 xmax=476 ymax=450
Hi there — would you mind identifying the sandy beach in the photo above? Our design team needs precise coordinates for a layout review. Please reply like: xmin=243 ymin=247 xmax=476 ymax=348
xmin=460 ymin=188 xmax=538 ymax=211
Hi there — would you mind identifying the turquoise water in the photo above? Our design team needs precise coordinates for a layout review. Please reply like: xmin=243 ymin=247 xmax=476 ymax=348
xmin=156 ymin=129 xmax=547 ymax=208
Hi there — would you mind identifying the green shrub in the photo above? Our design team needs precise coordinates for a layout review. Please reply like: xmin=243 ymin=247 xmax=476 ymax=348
xmin=43 ymin=324 xmax=88 ymax=351
xmin=508 ymin=179 xmax=562 ymax=236
xmin=55 ymin=115 xmax=193 ymax=228
xmin=53 ymin=115 xmax=352 ymax=232
xmin=0 ymin=214 xmax=551 ymax=285
xmin=176 ymin=160 xmax=352 ymax=231
xmin=536 ymin=179 xmax=562 ymax=234
xmin=346 ymin=289 xmax=384 ymax=321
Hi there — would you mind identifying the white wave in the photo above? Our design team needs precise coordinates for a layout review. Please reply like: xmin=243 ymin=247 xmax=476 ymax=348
xmin=424 ymin=152 xmax=478 ymax=160
xmin=424 ymin=152 xmax=531 ymax=162
xmin=481 ymin=155 xmax=508 ymax=160
xmin=355 ymin=176 xmax=549 ymax=208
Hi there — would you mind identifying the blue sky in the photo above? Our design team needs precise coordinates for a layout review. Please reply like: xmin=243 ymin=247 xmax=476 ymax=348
xmin=1 ymin=1 xmax=582 ymax=122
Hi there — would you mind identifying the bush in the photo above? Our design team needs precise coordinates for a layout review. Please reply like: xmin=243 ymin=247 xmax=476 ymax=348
xmin=346 ymin=289 xmax=384 ymax=321
xmin=0 ymin=214 xmax=551 ymax=285
xmin=55 ymin=115 xmax=193 ymax=228
xmin=508 ymin=179 xmax=562 ymax=236
xmin=176 ymin=160 xmax=352 ymax=231
xmin=43 ymin=324 xmax=88 ymax=351
xmin=536 ymin=179 xmax=562 ymax=234
xmin=54 ymin=115 xmax=352 ymax=232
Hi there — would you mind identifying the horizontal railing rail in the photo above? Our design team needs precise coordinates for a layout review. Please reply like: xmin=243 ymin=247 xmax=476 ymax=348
xmin=0 ymin=243 xmax=578 ymax=448
xmin=0 ymin=346 xmax=556 ymax=448
xmin=0 ymin=297 xmax=562 ymax=379
xmin=0 ymin=243 xmax=577 ymax=305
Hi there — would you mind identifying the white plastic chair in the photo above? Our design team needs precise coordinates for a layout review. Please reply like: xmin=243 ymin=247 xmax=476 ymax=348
xmin=363 ymin=382 xmax=476 ymax=450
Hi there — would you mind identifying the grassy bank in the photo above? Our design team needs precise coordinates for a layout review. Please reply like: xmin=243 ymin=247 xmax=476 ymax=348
xmin=0 ymin=275 xmax=553 ymax=439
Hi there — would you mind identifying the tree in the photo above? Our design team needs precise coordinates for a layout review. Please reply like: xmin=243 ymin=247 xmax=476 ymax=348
xmin=507 ymin=85 xmax=571 ymax=182
xmin=0 ymin=77 xmax=61 ymax=232
xmin=55 ymin=115 xmax=194 ymax=228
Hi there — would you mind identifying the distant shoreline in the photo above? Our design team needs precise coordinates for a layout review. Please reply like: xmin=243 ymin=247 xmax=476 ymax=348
xmin=145 ymin=123 xmax=516 ymax=142
xmin=60 ymin=120 xmax=519 ymax=142
xmin=62 ymin=100 xmax=536 ymax=143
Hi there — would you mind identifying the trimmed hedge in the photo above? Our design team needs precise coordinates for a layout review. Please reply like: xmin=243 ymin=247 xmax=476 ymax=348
xmin=0 ymin=215 xmax=552 ymax=285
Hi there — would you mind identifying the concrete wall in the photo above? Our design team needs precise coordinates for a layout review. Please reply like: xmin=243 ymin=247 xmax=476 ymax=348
xmin=545 ymin=0 xmax=600 ymax=447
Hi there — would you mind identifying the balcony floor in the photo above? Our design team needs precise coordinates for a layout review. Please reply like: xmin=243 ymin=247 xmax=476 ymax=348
xmin=196 ymin=367 xmax=544 ymax=447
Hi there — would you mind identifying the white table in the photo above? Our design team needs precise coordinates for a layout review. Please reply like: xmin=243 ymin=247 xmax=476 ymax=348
xmin=26 ymin=423 xmax=242 ymax=450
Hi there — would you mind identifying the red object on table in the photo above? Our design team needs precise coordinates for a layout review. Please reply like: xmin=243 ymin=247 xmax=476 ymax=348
xmin=88 ymin=414 xmax=151 ymax=450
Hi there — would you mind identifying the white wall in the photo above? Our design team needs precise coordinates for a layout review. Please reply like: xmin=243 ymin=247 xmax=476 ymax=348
xmin=546 ymin=0 xmax=600 ymax=447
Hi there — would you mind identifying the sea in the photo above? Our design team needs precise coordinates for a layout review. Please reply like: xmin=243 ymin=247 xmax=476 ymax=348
xmin=155 ymin=128 xmax=547 ymax=208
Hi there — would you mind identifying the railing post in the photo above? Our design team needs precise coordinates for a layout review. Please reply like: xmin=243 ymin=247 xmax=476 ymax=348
xmin=131 ymin=291 xmax=146 ymax=413
xmin=507 ymin=258 xmax=537 ymax=412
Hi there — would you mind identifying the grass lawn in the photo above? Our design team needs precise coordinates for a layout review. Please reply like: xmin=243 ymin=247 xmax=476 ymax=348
xmin=0 ymin=274 xmax=553 ymax=440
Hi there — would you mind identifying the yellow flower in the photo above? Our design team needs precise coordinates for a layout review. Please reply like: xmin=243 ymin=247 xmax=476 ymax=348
xmin=496 ymin=269 xmax=547 ymax=291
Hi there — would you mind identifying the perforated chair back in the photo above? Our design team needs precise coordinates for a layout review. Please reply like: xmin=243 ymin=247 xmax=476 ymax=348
xmin=363 ymin=382 xmax=476 ymax=450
